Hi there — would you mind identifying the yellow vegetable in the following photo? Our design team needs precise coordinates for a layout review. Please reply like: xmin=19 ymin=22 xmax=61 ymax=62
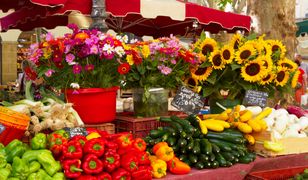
xmin=203 ymin=120 xmax=224 ymax=132
xmin=257 ymin=119 xmax=268 ymax=130
xmin=240 ymin=110 xmax=253 ymax=122
xmin=253 ymin=107 xmax=272 ymax=121
xmin=155 ymin=146 xmax=174 ymax=162
xmin=199 ymin=120 xmax=208 ymax=134
xmin=149 ymin=155 xmax=158 ymax=163
xmin=263 ymin=141 xmax=284 ymax=152
xmin=244 ymin=134 xmax=255 ymax=145
xmin=247 ymin=120 xmax=262 ymax=132
xmin=86 ymin=132 xmax=101 ymax=140
xmin=151 ymin=159 xmax=167 ymax=178
xmin=207 ymin=119 xmax=230 ymax=128
xmin=237 ymin=122 xmax=253 ymax=133
xmin=203 ymin=114 xmax=219 ymax=119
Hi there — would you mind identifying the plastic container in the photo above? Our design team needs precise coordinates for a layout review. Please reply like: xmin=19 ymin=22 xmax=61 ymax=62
xmin=0 ymin=106 xmax=30 ymax=145
xmin=65 ymin=87 xmax=119 ymax=124
xmin=246 ymin=166 xmax=308 ymax=180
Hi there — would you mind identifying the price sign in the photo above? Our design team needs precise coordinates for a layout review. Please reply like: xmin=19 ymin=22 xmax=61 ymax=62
xmin=64 ymin=127 xmax=88 ymax=138
xmin=171 ymin=86 xmax=205 ymax=115
xmin=242 ymin=90 xmax=268 ymax=107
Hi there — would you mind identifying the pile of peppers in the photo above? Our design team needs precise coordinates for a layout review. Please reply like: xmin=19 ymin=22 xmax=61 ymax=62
xmin=56 ymin=132 xmax=152 ymax=180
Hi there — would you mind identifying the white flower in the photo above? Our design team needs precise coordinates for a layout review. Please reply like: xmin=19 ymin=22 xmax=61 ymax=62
xmin=103 ymin=44 xmax=114 ymax=54
xmin=116 ymin=35 xmax=122 ymax=40
xmin=68 ymin=61 xmax=77 ymax=65
xmin=99 ymin=34 xmax=107 ymax=40
xmin=70 ymin=83 xmax=80 ymax=89
xmin=121 ymin=35 xmax=128 ymax=43
xmin=130 ymin=38 xmax=138 ymax=44
xmin=115 ymin=46 xmax=125 ymax=57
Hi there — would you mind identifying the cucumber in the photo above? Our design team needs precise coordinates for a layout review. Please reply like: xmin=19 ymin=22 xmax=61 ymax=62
xmin=163 ymin=126 xmax=177 ymax=137
xmin=199 ymin=154 xmax=209 ymax=163
xmin=195 ymin=161 xmax=205 ymax=169
xmin=185 ymin=134 xmax=193 ymax=141
xmin=186 ymin=139 xmax=194 ymax=151
xmin=231 ymin=150 xmax=240 ymax=158
xmin=209 ymin=153 xmax=216 ymax=162
xmin=200 ymin=138 xmax=212 ymax=155
xmin=226 ymin=161 xmax=233 ymax=167
xmin=211 ymin=161 xmax=219 ymax=168
xmin=161 ymin=133 xmax=169 ymax=142
xmin=233 ymin=157 xmax=239 ymax=163
xmin=180 ymin=147 xmax=187 ymax=154
xmin=211 ymin=143 xmax=220 ymax=154
xmin=166 ymin=136 xmax=177 ymax=147
xmin=149 ymin=129 xmax=166 ymax=138
xmin=143 ymin=136 xmax=152 ymax=144
xmin=205 ymin=131 xmax=244 ymax=144
xmin=204 ymin=161 xmax=212 ymax=168
xmin=159 ymin=117 xmax=172 ymax=122
xmin=185 ymin=115 xmax=199 ymax=127
xmin=180 ymin=131 xmax=187 ymax=139
xmin=171 ymin=144 xmax=179 ymax=153
xmin=171 ymin=115 xmax=195 ymax=134
xmin=237 ymin=149 xmax=246 ymax=157
xmin=193 ymin=129 xmax=201 ymax=138
xmin=177 ymin=138 xmax=187 ymax=148
xmin=188 ymin=154 xmax=198 ymax=164
xmin=238 ymin=156 xmax=253 ymax=164
xmin=215 ymin=153 xmax=227 ymax=167
xmin=178 ymin=154 xmax=188 ymax=162
xmin=246 ymin=152 xmax=256 ymax=161
xmin=168 ymin=121 xmax=183 ymax=133
xmin=192 ymin=139 xmax=201 ymax=155
xmin=221 ymin=152 xmax=235 ymax=162
xmin=208 ymin=139 xmax=232 ymax=152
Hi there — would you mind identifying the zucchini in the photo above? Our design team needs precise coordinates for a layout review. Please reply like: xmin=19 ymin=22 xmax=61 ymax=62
xmin=178 ymin=154 xmax=189 ymax=162
xmin=238 ymin=156 xmax=253 ymax=164
xmin=168 ymin=121 xmax=183 ymax=133
xmin=177 ymin=138 xmax=187 ymax=148
xmin=226 ymin=161 xmax=233 ymax=167
xmin=166 ymin=136 xmax=177 ymax=147
xmin=211 ymin=161 xmax=219 ymax=168
xmin=171 ymin=115 xmax=196 ymax=134
xmin=149 ymin=129 xmax=166 ymax=139
xmin=208 ymin=139 xmax=233 ymax=152
xmin=205 ymin=131 xmax=244 ymax=144
xmin=161 ymin=133 xmax=169 ymax=142
xmin=224 ymin=128 xmax=244 ymax=137
xmin=209 ymin=153 xmax=216 ymax=162
xmin=192 ymin=139 xmax=201 ymax=155
xmin=233 ymin=157 xmax=239 ymax=163
xmin=199 ymin=154 xmax=209 ymax=163
xmin=143 ymin=136 xmax=152 ymax=144
xmin=159 ymin=117 xmax=172 ymax=122
xmin=163 ymin=126 xmax=177 ymax=137
xmin=200 ymin=138 xmax=212 ymax=155
xmin=193 ymin=129 xmax=201 ymax=138
xmin=194 ymin=161 xmax=205 ymax=169
xmin=179 ymin=147 xmax=187 ymax=154
xmin=237 ymin=149 xmax=246 ymax=157
xmin=186 ymin=139 xmax=194 ymax=151
xmin=188 ymin=154 xmax=198 ymax=164
xmin=221 ymin=152 xmax=235 ymax=162
xmin=204 ymin=161 xmax=212 ymax=168
xmin=211 ymin=143 xmax=220 ymax=154
xmin=231 ymin=150 xmax=240 ymax=158
xmin=245 ymin=152 xmax=256 ymax=161
xmin=171 ymin=144 xmax=179 ymax=153
xmin=185 ymin=115 xmax=199 ymax=127
xmin=180 ymin=131 xmax=187 ymax=139
xmin=215 ymin=153 xmax=227 ymax=167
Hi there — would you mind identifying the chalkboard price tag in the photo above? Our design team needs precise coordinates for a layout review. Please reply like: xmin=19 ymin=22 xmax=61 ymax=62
xmin=64 ymin=127 xmax=88 ymax=138
xmin=242 ymin=90 xmax=268 ymax=107
xmin=171 ymin=86 xmax=205 ymax=115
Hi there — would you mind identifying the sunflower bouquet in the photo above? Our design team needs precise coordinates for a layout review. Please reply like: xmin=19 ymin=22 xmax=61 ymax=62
xmin=186 ymin=33 xmax=299 ymax=102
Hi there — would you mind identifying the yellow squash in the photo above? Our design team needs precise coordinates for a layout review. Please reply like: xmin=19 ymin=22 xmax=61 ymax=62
xmin=237 ymin=122 xmax=253 ymax=133
xmin=203 ymin=120 xmax=224 ymax=132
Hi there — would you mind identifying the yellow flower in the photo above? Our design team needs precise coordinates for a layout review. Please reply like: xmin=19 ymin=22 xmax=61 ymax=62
xmin=274 ymin=66 xmax=290 ymax=87
xmin=190 ymin=66 xmax=213 ymax=81
xmin=266 ymin=39 xmax=287 ymax=60
xmin=235 ymin=44 xmax=256 ymax=64
xmin=142 ymin=45 xmax=150 ymax=58
xmin=229 ymin=33 xmax=242 ymax=50
xmin=258 ymin=55 xmax=273 ymax=73
xmin=126 ymin=54 xmax=134 ymax=65
xmin=241 ymin=59 xmax=267 ymax=82
xmin=43 ymin=48 xmax=52 ymax=59
xmin=198 ymin=53 xmax=207 ymax=62
xmin=291 ymin=69 xmax=301 ymax=88
xmin=198 ymin=38 xmax=218 ymax=56
xmin=259 ymin=73 xmax=275 ymax=85
xmin=220 ymin=45 xmax=234 ymax=64
xmin=185 ymin=77 xmax=201 ymax=93
xmin=209 ymin=50 xmax=225 ymax=70
xmin=277 ymin=58 xmax=298 ymax=72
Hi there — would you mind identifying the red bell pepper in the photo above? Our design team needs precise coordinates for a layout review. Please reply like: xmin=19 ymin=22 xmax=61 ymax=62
xmin=132 ymin=138 xmax=146 ymax=152
xmin=62 ymin=140 xmax=83 ymax=159
xmin=82 ymin=154 xmax=103 ymax=174
xmin=97 ymin=172 xmax=112 ymax=180
xmin=105 ymin=141 xmax=118 ymax=150
xmin=103 ymin=149 xmax=120 ymax=172
xmin=48 ymin=133 xmax=68 ymax=157
xmin=112 ymin=168 xmax=131 ymax=180
xmin=71 ymin=135 xmax=87 ymax=147
xmin=131 ymin=166 xmax=152 ymax=180
xmin=84 ymin=138 xmax=105 ymax=157
xmin=76 ymin=174 xmax=98 ymax=180
xmin=137 ymin=151 xmax=151 ymax=165
xmin=62 ymin=159 xmax=83 ymax=178
xmin=120 ymin=153 xmax=139 ymax=172
xmin=116 ymin=133 xmax=133 ymax=149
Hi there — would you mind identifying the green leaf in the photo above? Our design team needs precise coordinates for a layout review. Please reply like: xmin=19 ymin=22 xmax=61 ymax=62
xmin=238 ymin=80 xmax=253 ymax=90
xmin=202 ymin=86 xmax=215 ymax=97
xmin=200 ymin=30 xmax=206 ymax=41
xmin=206 ymin=71 xmax=217 ymax=85
xmin=246 ymin=33 xmax=257 ymax=40
xmin=132 ymin=73 xmax=140 ymax=80
xmin=231 ymin=63 xmax=241 ymax=71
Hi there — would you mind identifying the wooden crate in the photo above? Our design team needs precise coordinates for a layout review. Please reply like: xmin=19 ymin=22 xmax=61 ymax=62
xmin=251 ymin=131 xmax=308 ymax=157
xmin=85 ymin=123 xmax=115 ymax=134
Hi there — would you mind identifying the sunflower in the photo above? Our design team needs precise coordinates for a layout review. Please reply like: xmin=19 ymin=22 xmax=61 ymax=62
xmin=291 ymin=69 xmax=301 ymax=88
xmin=266 ymin=39 xmax=286 ymax=60
xmin=245 ymin=40 xmax=263 ymax=56
xmin=274 ymin=66 xmax=290 ymax=87
xmin=185 ymin=77 xmax=201 ymax=93
xmin=190 ymin=66 xmax=213 ymax=81
xmin=277 ymin=58 xmax=298 ymax=72
xmin=258 ymin=55 xmax=273 ymax=73
xmin=235 ymin=44 xmax=256 ymax=64
xmin=260 ymin=41 xmax=272 ymax=57
xmin=198 ymin=38 xmax=218 ymax=56
xmin=209 ymin=50 xmax=225 ymax=70
xmin=241 ymin=59 xmax=267 ymax=82
xmin=259 ymin=73 xmax=275 ymax=85
xmin=229 ymin=33 xmax=242 ymax=50
xmin=220 ymin=45 xmax=234 ymax=64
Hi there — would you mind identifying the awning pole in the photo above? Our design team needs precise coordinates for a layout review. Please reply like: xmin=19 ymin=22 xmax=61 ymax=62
xmin=90 ymin=0 xmax=108 ymax=32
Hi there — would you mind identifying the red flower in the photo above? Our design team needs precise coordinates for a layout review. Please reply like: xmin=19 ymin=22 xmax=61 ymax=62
xmin=24 ymin=67 xmax=37 ymax=80
xmin=132 ymin=50 xmax=142 ymax=65
xmin=118 ymin=63 xmax=131 ymax=75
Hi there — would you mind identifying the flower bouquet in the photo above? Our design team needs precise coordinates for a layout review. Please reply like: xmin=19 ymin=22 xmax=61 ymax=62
xmin=185 ymin=33 xmax=299 ymax=112
xmin=28 ymin=24 xmax=129 ymax=123
xmin=123 ymin=36 xmax=197 ymax=116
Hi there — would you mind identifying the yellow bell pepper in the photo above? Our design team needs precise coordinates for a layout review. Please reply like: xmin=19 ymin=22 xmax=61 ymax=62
xmin=151 ymin=159 xmax=167 ymax=178
xmin=155 ymin=146 xmax=174 ymax=162
xmin=86 ymin=132 xmax=101 ymax=140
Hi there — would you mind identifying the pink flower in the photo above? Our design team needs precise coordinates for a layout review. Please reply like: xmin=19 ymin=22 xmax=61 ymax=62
xmin=73 ymin=64 xmax=82 ymax=74
xmin=66 ymin=53 xmax=75 ymax=64
xmin=45 ymin=32 xmax=54 ymax=41
xmin=45 ymin=69 xmax=55 ymax=77
xmin=90 ymin=45 xmax=99 ymax=55
xmin=171 ymin=59 xmax=177 ymax=64
xmin=85 ymin=64 xmax=94 ymax=71
xmin=158 ymin=65 xmax=172 ymax=75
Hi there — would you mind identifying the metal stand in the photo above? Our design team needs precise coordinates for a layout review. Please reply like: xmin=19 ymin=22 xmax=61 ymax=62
xmin=90 ymin=0 xmax=108 ymax=32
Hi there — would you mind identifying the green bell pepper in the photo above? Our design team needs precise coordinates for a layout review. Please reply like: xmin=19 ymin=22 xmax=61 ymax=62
xmin=5 ymin=140 xmax=22 ymax=152
xmin=48 ymin=129 xmax=69 ymax=141
xmin=0 ymin=155 xmax=7 ymax=168
xmin=37 ymin=151 xmax=61 ymax=176
xmin=0 ymin=143 xmax=5 ymax=149
xmin=27 ymin=169 xmax=52 ymax=180
xmin=29 ymin=161 xmax=41 ymax=174
xmin=7 ymin=177 xmax=19 ymax=180
xmin=53 ymin=172 xmax=66 ymax=180
xmin=5 ymin=140 xmax=27 ymax=163
xmin=0 ymin=167 xmax=11 ymax=180
xmin=31 ymin=133 xmax=47 ymax=150
xmin=11 ymin=157 xmax=29 ymax=180
xmin=22 ymin=150 xmax=52 ymax=163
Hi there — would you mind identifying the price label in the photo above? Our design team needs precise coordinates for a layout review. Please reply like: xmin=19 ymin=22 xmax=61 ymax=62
xmin=64 ymin=127 xmax=88 ymax=138
xmin=242 ymin=90 xmax=268 ymax=107
xmin=171 ymin=86 xmax=205 ymax=115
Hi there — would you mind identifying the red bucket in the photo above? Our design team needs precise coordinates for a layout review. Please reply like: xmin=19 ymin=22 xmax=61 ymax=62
xmin=65 ymin=87 xmax=119 ymax=124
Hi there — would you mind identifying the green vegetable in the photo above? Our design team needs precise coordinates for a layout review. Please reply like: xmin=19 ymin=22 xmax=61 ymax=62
xmin=177 ymin=138 xmax=187 ymax=147
xmin=168 ymin=121 xmax=183 ymax=133
xmin=192 ymin=139 xmax=201 ymax=154
xmin=159 ymin=117 xmax=172 ymax=122
xmin=199 ymin=154 xmax=209 ymax=163
xmin=0 ymin=167 xmax=11 ymax=180
xmin=221 ymin=152 xmax=235 ymax=162
xmin=238 ymin=156 xmax=253 ymax=164
xmin=208 ymin=139 xmax=232 ymax=152
xmin=37 ymin=152 xmax=61 ymax=176
xmin=163 ymin=126 xmax=177 ymax=137
xmin=161 ymin=133 xmax=169 ymax=142
xmin=7 ymin=178 xmax=19 ymax=180
xmin=171 ymin=116 xmax=195 ymax=134
xmin=215 ymin=153 xmax=227 ymax=167
xmin=29 ymin=161 xmax=41 ymax=174
xmin=195 ymin=161 xmax=205 ymax=169
xmin=211 ymin=143 xmax=220 ymax=154
xmin=27 ymin=169 xmax=53 ymax=180
xmin=11 ymin=157 xmax=29 ymax=180
xmin=185 ymin=115 xmax=199 ymax=128
xmin=200 ymin=138 xmax=212 ymax=155
xmin=205 ymin=131 xmax=244 ymax=144
xmin=149 ymin=129 xmax=166 ymax=139
xmin=209 ymin=153 xmax=216 ymax=162
xmin=0 ymin=155 xmax=7 ymax=168
xmin=5 ymin=140 xmax=25 ymax=163
xmin=188 ymin=154 xmax=198 ymax=164
xmin=22 ymin=150 xmax=52 ymax=163
xmin=31 ymin=133 xmax=47 ymax=150
xmin=166 ymin=136 xmax=177 ymax=147
xmin=186 ymin=139 xmax=194 ymax=151
xmin=211 ymin=161 xmax=219 ymax=168
xmin=52 ymin=172 xmax=65 ymax=180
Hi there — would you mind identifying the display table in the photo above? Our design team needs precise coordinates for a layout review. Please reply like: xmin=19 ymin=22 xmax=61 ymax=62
xmin=161 ymin=153 xmax=308 ymax=180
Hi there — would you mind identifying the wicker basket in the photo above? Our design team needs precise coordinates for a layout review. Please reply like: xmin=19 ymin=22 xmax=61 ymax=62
xmin=85 ymin=123 xmax=115 ymax=134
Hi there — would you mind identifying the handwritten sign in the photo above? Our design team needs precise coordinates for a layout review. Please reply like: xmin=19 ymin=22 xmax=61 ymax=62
xmin=171 ymin=86 xmax=205 ymax=115
xmin=242 ymin=90 xmax=268 ymax=107
xmin=64 ymin=127 xmax=88 ymax=138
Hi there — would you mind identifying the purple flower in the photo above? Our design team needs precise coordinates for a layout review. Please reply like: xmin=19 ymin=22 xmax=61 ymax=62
xmin=67 ymin=24 xmax=79 ymax=33
xmin=64 ymin=45 xmax=72 ymax=53
xmin=45 ymin=69 xmax=55 ymax=77
xmin=29 ymin=49 xmax=43 ymax=64
xmin=66 ymin=53 xmax=75 ymax=64
xmin=73 ymin=64 xmax=82 ymax=74
xmin=85 ymin=64 xmax=94 ymax=71
xmin=158 ymin=65 xmax=172 ymax=75
xmin=45 ymin=32 xmax=54 ymax=41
